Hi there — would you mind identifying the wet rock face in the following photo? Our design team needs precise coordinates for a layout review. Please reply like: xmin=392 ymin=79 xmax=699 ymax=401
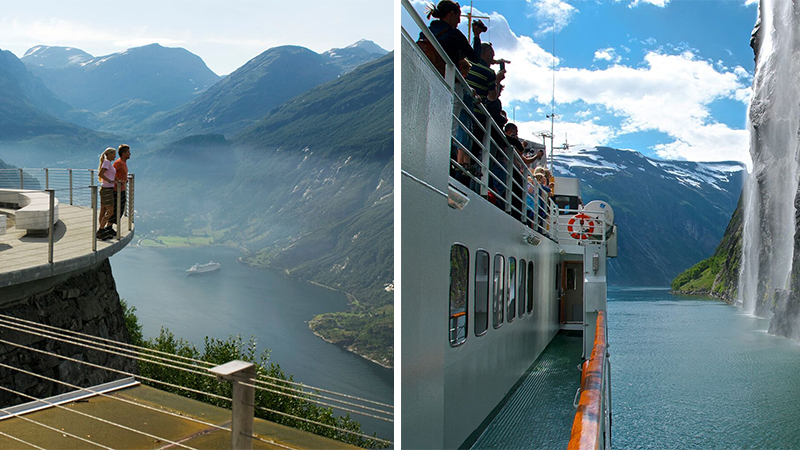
xmin=0 ymin=260 xmax=137 ymax=407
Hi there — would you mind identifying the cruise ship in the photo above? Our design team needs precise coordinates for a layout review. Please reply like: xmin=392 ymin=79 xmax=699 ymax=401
xmin=400 ymin=2 xmax=618 ymax=448
xmin=186 ymin=260 xmax=221 ymax=274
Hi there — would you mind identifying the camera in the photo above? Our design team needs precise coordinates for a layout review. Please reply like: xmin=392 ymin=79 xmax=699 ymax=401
xmin=472 ymin=19 xmax=487 ymax=33
xmin=499 ymin=61 xmax=505 ymax=71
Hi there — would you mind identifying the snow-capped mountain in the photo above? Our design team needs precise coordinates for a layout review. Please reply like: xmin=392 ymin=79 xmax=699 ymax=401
xmin=22 ymin=44 xmax=220 ymax=122
xmin=551 ymin=146 xmax=746 ymax=286
xmin=322 ymin=39 xmax=388 ymax=73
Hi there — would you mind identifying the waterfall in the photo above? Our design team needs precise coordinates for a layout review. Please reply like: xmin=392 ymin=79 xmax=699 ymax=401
xmin=739 ymin=0 xmax=800 ymax=326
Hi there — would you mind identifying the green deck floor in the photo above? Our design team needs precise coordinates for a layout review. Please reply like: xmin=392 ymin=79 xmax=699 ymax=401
xmin=471 ymin=331 xmax=583 ymax=449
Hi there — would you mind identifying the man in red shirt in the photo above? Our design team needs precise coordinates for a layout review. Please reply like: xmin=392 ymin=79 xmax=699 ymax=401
xmin=109 ymin=144 xmax=131 ymax=232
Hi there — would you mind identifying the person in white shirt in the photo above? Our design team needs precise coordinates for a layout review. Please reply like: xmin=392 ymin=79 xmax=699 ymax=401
xmin=97 ymin=147 xmax=117 ymax=239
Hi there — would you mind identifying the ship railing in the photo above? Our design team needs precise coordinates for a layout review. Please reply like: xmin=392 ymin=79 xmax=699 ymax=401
xmin=568 ymin=310 xmax=611 ymax=450
xmin=401 ymin=0 xmax=557 ymax=241
xmin=555 ymin=208 xmax=609 ymax=246
xmin=0 ymin=168 xmax=135 ymax=269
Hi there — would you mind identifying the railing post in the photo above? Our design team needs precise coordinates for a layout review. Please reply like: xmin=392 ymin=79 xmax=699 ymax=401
xmin=47 ymin=189 xmax=55 ymax=264
xmin=209 ymin=361 xmax=256 ymax=450
xmin=115 ymin=180 xmax=122 ymax=240
xmin=91 ymin=186 xmax=98 ymax=252
xmin=128 ymin=174 xmax=134 ymax=231
xmin=19 ymin=169 xmax=23 ymax=189
xmin=69 ymin=169 xmax=73 ymax=205
xmin=504 ymin=145 xmax=513 ymax=214
xmin=90 ymin=169 xmax=95 ymax=187
xmin=45 ymin=168 xmax=49 ymax=189
xmin=480 ymin=115 xmax=492 ymax=197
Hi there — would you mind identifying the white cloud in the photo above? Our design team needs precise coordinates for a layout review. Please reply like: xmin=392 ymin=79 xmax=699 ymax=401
xmin=629 ymin=0 xmax=670 ymax=7
xmin=744 ymin=0 xmax=757 ymax=5
xmin=594 ymin=47 xmax=621 ymax=63
xmin=527 ymin=0 xmax=578 ymax=34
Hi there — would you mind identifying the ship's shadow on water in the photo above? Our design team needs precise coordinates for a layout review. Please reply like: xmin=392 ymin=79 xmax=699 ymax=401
xmin=110 ymin=245 xmax=393 ymax=440
xmin=610 ymin=288 xmax=800 ymax=449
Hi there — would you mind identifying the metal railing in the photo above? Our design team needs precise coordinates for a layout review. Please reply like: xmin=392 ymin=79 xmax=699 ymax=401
xmin=0 ymin=168 xmax=135 ymax=268
xmin=568 ymin=310 xmax=610 ymax=450
xmin=401 ymin=0 xmax=558 ymax=241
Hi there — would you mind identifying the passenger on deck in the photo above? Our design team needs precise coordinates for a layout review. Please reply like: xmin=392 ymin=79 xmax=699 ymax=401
xmin=421 ymin=0 xmax=485 ymax=76
xmin=97 ymin=147 xmax=117 ymax=240
xmin=529 ymin=146 xmax=547 ymax=170
xmin=533 ymin=168 xmax=551 ymax=236
xmin=452 ymin=58 xmax=481 ymax=187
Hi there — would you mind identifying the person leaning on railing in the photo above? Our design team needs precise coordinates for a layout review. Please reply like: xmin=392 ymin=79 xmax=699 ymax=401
xmin=108 ymin=144 xmax=131 ymax=233
xmin=419 ymin=0 xmax=484 ymax=76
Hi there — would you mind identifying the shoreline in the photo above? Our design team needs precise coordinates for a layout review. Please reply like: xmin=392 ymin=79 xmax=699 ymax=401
xmin=131 ymin=236 xmax=393 ymax=370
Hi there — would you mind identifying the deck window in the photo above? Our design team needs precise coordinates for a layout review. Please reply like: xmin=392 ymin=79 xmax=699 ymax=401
xmin=518 ymin=259 xmax=526 ymax=318
xmin=527 ymin=261 xmax=534 ymax=313
xmin=493 ymin=254 xmax=505 ymax=328
xmin=474 ymin=250 xmax=489 ymax=336
xmin=449 ymin=244 xmax=469 ymax=346
xmin=508 ymin=257 xmax=516 ymax=323
xmin=566 ymin=266 xmax=578 ymax=290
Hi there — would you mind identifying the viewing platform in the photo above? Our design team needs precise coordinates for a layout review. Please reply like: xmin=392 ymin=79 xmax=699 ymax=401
xmin=0 ymin=168 xmax=135 ymax=291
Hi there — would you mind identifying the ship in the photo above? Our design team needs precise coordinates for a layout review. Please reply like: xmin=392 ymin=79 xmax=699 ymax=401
xmin=400 ymin=1 xmax=617 ymax=448
xmin=186 ymin=260 xmax=221 ymax=274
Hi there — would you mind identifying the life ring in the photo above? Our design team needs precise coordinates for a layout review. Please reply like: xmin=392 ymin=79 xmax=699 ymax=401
xmin=568 ymin=213 xmax=595 ymax=240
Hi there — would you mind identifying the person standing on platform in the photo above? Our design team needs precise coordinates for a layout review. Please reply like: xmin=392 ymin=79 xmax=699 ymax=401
xmin=108 ymin=144 xmax=131 ymax=235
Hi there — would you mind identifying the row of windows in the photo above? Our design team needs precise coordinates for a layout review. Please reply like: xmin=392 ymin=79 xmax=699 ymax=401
xmin=449 ymin=244 xmax=557 ymax=346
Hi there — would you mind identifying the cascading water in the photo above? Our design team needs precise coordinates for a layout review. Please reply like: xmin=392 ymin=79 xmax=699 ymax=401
xmin=738 ymin=0 xmax=800 ymax=334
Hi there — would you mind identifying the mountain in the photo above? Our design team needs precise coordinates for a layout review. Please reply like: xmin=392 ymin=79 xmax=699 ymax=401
xmin=552 ymin=146 xmax=746 ymax=286
xmin=139 ymin=45 xmax=343 ymax=138
xmin=322 ymin=40 xmax=388 ymax=73
xmin=131 ymin=53 xmax=394 ymax=366
xmin=22 ymin=44 xmax=220 ymax=129
xmin=22 ymin=45 xmax=92 ymax=68
xmin=0 ymin=49 xmax=114 ymax=157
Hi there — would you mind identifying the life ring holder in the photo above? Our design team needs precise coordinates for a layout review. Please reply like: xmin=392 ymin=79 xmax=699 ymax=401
xmin=568 ymin=213 xmax=595 ymax=240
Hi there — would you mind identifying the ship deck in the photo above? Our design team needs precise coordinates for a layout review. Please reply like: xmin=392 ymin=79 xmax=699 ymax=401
xmin=470 ymin=331 xmax=583 ymax=449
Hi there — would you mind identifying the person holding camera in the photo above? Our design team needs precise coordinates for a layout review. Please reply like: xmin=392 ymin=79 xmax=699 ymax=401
xmin=420 ymin=0 xmax=487 ymax=75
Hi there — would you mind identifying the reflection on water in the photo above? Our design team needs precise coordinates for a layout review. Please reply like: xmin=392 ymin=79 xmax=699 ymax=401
xmin=110 ymin=245 xmax=393 ymax=440
xmin=609 ymin=288 xmax=800 ymax=449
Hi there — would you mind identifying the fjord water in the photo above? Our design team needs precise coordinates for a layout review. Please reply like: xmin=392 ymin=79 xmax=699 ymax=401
xmin=110 ymin=246 xmax=392 ymax=440
xmin=610 ymin=288 xmax=800 ymax=448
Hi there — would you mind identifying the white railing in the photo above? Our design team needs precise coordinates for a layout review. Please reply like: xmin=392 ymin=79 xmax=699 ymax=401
xmin=555 ymin=209 xmax=609 ymax=246
xmin=0 ymin=168 xmax=135 ymax=267
xmin=401 ymin=0 xmax=557 ymax=241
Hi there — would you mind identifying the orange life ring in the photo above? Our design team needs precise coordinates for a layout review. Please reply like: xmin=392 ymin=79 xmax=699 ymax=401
xmin=568 ymin=213 xmax=595 ymax=240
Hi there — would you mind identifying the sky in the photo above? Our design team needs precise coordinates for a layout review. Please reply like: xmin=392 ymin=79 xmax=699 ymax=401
xmin=0 ymin=0 xmax=394 ymax=76
xmin=405 ymin=0 xmax=759 ymax=166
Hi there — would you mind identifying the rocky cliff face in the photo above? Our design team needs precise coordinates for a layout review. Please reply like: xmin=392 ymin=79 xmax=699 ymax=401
xmin=0 ymin=260 xmax=137 ymax=406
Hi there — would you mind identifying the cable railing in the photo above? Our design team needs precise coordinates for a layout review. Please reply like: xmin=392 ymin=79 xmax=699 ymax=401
xmin=401 ymin=0 xmax=557 ymax=241
xmin=0 ymin=168 xmax=135 ymax=271
xmin=0 ymin=315 xmax=393 ymax=448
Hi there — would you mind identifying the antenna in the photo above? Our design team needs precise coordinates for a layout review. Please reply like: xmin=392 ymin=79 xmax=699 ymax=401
xmin=464 ymin=1 xmax=490 ymax=41
xmin=549 ymin=19 xmax=556 ymax=175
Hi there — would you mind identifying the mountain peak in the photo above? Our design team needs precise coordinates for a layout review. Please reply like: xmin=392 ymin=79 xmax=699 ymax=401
xmin=21 ymin=45 xmax=93 ymax=69
xmin=345 ymin=40 xmax=387 ymax=55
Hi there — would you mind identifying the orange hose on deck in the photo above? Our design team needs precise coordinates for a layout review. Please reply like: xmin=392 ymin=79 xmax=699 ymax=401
xmin=567 ymin=311 xmax=607 ymax=450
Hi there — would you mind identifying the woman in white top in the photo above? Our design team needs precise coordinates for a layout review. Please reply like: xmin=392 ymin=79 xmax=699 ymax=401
xmin=97 ymin=147 xmax=117 ymax=238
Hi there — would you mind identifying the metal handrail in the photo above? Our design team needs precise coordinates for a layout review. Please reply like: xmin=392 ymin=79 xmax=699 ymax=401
xmin=0 ymin=168 xmax=135 ymax=271
xmin=402 ymin=0 xmax=556 ymax=240
xmin=568 ymin=310 xmax=609 ymax=450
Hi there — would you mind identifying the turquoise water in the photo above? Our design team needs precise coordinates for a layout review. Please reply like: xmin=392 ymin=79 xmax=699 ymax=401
xmin=609 ymin=287 xmax=800 ymax=449
xmin=109 ymin=245 xmax=393 ymax=440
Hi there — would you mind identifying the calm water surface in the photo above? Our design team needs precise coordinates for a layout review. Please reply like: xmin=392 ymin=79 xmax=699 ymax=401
xmin=110 ymin=245 xmax=393 ymax=440
xmin=609 ymin=287 xmax=800 ymax=449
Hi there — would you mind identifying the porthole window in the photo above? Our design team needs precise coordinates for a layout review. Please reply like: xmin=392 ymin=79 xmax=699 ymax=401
xmin=493 ymin=254 xmax=505 ymax=328
xmin=527 ymin=261 xmax=534 ymax=313
xmin=475 ymin=250 xmax=490 ymax=336
xmin=449 ymin=244 xmax=469 ymax=346
xmin=518 ymin=259 xmax=526 ymax=318
xmin=508 ymin=257 xmax=516 ymax=323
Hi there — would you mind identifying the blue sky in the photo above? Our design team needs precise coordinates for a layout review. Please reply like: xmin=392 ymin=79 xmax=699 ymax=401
xmin=0 ymin=0 xmax=393 ymax=76
xmin=406 ymin=0 xmax=758 ymax=165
